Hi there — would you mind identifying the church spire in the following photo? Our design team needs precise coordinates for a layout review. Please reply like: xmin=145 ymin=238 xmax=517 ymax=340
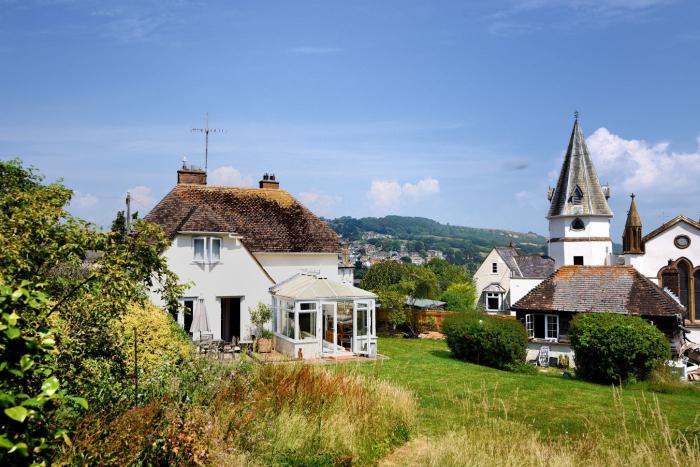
xmin=623 ymin=194 xmax=644 ymax=254
xmin=547 ymin=113 xmax=612 ymax=219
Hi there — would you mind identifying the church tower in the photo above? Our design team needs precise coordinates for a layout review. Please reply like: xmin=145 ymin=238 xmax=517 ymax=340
xmin=622 ymin=194 xmax=644 ymax=255
xmin=547 ymin=114 xmax=613 ymax=267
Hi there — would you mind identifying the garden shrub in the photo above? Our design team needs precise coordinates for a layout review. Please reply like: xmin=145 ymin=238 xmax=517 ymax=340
xmin=569 ymin=313 xmax=671 ymax=384
xmin=442 ymin=312 xmax=527 ymax=370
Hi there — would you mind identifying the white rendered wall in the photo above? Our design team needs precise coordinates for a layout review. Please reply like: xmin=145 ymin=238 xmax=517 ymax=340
xmin=149 ymin=235 xmax=274 ymax=340
xmin=473 ymin=249 xmax=512 ymax=305
xmin=254 ymin=252 xmax=340 ymax=283
xmin=510 ymin=278 xmax=544 ymax=305
xmin=548 ymin=216 xmax=612 ymax=267
xmin=625 ymin=222 xmax=700 ymax=281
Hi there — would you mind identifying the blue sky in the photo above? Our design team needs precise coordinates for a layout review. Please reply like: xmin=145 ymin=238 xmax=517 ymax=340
xmin=1 ymin=0 xmax=699 ymax=238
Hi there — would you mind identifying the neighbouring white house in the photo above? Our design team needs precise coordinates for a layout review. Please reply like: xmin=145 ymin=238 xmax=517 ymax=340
xmin=473 ymin=246 xmax=554 ymax=315
xmin=145 ymin=164 xmax=376 ymax=360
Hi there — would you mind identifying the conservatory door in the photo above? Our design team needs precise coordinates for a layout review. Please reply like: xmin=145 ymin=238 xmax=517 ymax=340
xmin=321 ymin=302 xmax=339 ymax=356
xmin=354 ymin=300 xmax=372 ymax=355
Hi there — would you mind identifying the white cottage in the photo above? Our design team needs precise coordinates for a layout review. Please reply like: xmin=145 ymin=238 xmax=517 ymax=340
xmin=145 ymin=165 xmax=375 ymax=359
xmin=473 ymin=246 xmax=554 ymax=314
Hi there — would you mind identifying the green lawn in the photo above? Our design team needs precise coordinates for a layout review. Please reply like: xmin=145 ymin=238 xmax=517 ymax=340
xmin=336 ymin=337 xmax=700 ymax=440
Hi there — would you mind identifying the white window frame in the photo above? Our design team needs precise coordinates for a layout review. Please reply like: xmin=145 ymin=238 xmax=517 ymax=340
xmin=486 ymin=292 xmax=501 ymax=311
xmin=491 ymin=262 xmax=498 ymax=274
xmin=193 ymin=237 xmax=206 ymax=263
xmin=525 ymin=314 xmax=534 ymax=338
xmin=298 ymin=301 xmax=319 ymax=341
xmin=544 ymin=314 xmax=559 ymax=342
xmin=209 ymin=237 xmax=222 ymax=263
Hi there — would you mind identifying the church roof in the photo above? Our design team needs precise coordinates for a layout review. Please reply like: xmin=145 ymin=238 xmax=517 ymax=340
xmin=642 ymin=215 xmax=700 ymax=243
xmin=511 ymin=266 xmax=684 ymax=317
xmin=624 ymin=194 xmax=642 ymax=228
xmin=144 ymin=184 xmax=341 ymax=253
xmin=547 ymin=117 xmax=613 ymax=218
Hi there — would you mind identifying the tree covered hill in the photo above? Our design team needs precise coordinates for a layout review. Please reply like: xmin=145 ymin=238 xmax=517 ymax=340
xmin=326 ymin=215 xmax=548 ymax=270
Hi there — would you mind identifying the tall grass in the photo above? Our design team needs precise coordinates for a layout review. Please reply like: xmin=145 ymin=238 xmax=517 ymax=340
xmin=381 ymin=385 xmax=700 ymax=467
xmin=65 ymin=361 xmax=415 ymax=466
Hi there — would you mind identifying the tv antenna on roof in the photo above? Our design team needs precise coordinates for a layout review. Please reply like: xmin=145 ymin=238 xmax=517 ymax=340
xmin=192 ymin=113 xmax=223 ymax=172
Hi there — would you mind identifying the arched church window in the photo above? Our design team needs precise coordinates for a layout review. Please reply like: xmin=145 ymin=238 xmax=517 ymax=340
xmin=571 ymin=218 xmax=585 ymax=231
xmin=571 ymin=185 xmax=583 ymax=205
xmin=674 ymin=235 xmax=690 ymax=249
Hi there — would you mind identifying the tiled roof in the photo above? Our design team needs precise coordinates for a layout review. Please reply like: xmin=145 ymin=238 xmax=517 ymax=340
xmin=511 ymin=266 xmax=684 ymax=317
xmin=144 ymin=184 xmax=340 ymax=253
xmin=642 ymin=215 xmax=700 ymax=243
xmin=547 ymin=118 xmax=613 ymax=218
xmin=495 ymin=246 xmax=554 ymax=279
xmin=514 ymin=255 xmax=555 ymax=278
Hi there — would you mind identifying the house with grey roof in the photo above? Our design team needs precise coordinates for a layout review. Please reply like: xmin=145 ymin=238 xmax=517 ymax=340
xmin=473 ymin=245 xmax=554 ymax=314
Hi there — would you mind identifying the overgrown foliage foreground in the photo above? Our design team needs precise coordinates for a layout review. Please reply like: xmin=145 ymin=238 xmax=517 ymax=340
xmin=0 ymin=159 xmax=184 ymax=464
xmin=66 ymin=361 xmax=416 ymax=466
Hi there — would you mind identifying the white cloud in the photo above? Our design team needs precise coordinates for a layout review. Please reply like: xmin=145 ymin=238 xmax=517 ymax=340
xmin=298 ymin=191 xmax=341 ymax=217
xmin=209 ymin=166 xmax=252 ymax=186
xmin=126 ymin=186 xmax=153 ymax=210
xmin=586 ymin=127 xmax=700 ymax=195
xmin=367 ymin=177 xmax=440 ymax=211
xmin=73 ymin=191 xmax=98 ymax=208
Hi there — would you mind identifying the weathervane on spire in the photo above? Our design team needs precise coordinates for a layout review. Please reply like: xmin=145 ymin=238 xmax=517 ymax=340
xmin=574 ymin=110 xmax=579 ymax=120
xmin=192 ymin=113 xmax=223 ymax=173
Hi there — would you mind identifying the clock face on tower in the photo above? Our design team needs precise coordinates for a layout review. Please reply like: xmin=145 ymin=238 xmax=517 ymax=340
xmin=674 ymin=235 xmax=690 ymax=249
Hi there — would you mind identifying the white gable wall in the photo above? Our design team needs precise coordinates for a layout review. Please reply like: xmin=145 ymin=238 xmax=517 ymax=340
xmin=625 ymin=221 xmax=700 ymax=282
xmin=254 ymin=252 xmax=340 ymax=283
xmin=473 ymin=249 xmax=513 ymax=306
xmin=150 ymin=234 xmax=274 ymax=340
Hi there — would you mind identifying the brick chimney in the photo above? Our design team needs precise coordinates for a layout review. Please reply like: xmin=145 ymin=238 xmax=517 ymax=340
xmin=259 ymin=173 xmax=280 ymax=189
xmin=177 ymin=159 xmax=206 ymax=185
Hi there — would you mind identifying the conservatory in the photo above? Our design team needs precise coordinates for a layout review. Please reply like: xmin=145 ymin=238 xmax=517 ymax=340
xmin=270 ymin=273 xmax=377 ymax=360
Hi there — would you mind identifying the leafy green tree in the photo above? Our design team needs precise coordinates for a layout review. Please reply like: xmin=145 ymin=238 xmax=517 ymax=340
xmin=360 ymin=261 xmax=407 ymax=292
xmin=425 ymin=258 xmax=470 ymax=292
xmin=0 ymin=159 xmax=185 ymax=463
xmin=440 ymin=282 xmax=477 ymax=311
xmin=377 ymin=290 xmax=407 ymax=330
xmin=249 ymin=302 xmax=273 ymax=338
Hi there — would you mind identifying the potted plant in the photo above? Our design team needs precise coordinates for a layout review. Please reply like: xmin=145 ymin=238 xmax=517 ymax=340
xmin=249 ymin=302 xmax=273 ymax=353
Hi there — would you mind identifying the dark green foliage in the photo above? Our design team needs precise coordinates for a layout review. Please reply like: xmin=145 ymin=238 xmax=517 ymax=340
xmin=442 ymin=312 xmax=527 ymax=370
xmin=425 ymin=258 xmax=469 ymax=292
xmin=569 ymin=313 xmax=671 ymax=384
xmin=0 ymin=280 xmax=87 ymax=463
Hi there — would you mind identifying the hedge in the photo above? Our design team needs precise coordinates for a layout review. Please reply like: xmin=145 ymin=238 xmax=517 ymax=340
xmin=442 ymin=312 xmax=527 ymax=370
xmin=569 ymin=313 xmax=671 ymax=384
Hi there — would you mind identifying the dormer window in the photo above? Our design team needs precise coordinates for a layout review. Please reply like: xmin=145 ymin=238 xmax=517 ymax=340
xmin=571 ymin=185 xmax=583 ymax=205
xmin=571 ymin=218 xmax=585 ymax=231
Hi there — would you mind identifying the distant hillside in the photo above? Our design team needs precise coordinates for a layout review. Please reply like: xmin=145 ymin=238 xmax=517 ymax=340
xmin=327 ymin=215 xmax=549 ymax=271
